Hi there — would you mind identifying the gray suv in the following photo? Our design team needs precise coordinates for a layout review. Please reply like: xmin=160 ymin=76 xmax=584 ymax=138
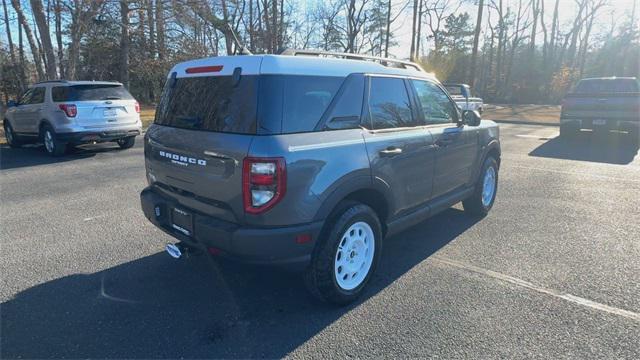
xmin=3 ymin=80 xmax=142 ymax=156
xmin=140 ymin=51 xmax=501 ymax=304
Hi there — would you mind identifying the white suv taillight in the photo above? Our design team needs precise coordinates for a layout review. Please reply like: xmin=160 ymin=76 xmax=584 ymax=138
xmin=242 ymin=157 xmax=286 ymax=214
xmin=134 ymin=101 xmax=140 ymax=113
xmin=58 ymin=104 xmax=77 ymax=117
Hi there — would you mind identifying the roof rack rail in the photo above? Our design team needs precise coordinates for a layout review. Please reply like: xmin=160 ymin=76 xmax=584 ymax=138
xmin=279 ymin=48 xmax=424 ymax=72
xmin=34 ymin=79 xmax=68 ymax=85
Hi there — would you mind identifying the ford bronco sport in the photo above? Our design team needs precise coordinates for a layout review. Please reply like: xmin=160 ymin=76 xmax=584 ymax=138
xmin=3 ymin=80 xmax=142 ymax=156
xmin=140 ymin=50 xmax=501 ymax=304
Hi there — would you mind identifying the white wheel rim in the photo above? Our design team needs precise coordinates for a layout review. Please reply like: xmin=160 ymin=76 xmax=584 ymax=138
xmin=482 ymin=166 xmax=496 ymax=207
xmin=334 ymin=221 xmax=375 ymax=291
xmin=44 ymin=131 xmax=54 ymax=153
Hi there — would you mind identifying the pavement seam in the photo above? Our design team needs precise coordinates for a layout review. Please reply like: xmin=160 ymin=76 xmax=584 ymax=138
xmin=432 ymin=256 xmax=640 ymax=323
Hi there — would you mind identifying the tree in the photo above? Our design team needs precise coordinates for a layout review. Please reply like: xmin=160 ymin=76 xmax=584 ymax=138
xmin=469 ymin=0 xmax=484 ymax=86
xmin=29 ymin=0 xmax=57 ymax=78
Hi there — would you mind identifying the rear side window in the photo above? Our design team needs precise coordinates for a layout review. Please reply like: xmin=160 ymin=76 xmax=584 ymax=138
xmin=155 ymin=75 xmax=259 ymax=134
xmin=575 ymin=79 xmax=640 ymax=93
xmin=368 ymin=77 xmax=414 ymax=129
xmin=52 ymin=85 xmax=134 ymax=101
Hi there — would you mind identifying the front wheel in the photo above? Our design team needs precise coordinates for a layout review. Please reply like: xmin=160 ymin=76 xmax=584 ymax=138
xmin=306 ymin=203 xmax=382 ymax=305
xmin=116 ymin=136 xmax=136 ymax=149
xmin=463 ymin=157 xmax=499 ymax=217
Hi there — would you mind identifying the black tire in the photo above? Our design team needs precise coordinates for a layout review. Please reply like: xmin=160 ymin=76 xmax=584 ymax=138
xmin=463 ymin=156 xmax=499 ymax=217
xmin=3 ymin=121 xmax=22 ymax=148
xmin=305 ymin=202 xmax=382 ymax=305
xmin=116 ymin=136 xmax=136 ymax=149
xmin=41 ymin=125 xmax=67 ymax=157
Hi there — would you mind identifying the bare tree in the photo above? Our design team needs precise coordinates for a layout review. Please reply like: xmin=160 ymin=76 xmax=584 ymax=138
xmin=469 ymin=0 xmax=485 ymax=85
xmin=11 ymin=0 xmax=45 ymax=80
xmin=30 ymin=0 xmax=57 ymax=78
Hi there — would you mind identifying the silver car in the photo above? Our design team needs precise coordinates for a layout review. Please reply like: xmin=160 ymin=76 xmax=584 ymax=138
xmin=3 ymin=80 xmax=142 ymax=156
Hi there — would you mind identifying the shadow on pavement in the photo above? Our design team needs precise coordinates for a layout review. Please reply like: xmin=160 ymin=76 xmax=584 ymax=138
xmin=529 ymin=132 xmax=639 ymax=165
xmin=0 ymin=142 xmax=134 ymax=171
xmin=1 ymin=208 xmax=479 ymax=359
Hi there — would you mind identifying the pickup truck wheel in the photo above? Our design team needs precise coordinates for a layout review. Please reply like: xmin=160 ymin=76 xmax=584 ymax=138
xmin=116 ymin=136 xmax=136 ymax=149
xmin=305 ymin=202 xmax=382 ymax=305
xmin=463 ymin=157 xmax=498 ymax=217
xmin=41 ymin=125 xmax=67 ymax=157
xmin=4 ymin=121 xmax=22 ymax=148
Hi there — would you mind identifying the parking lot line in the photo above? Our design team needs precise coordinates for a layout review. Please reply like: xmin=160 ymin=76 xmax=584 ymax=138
xmin=433 ymin=257 xmax=640 ymax=323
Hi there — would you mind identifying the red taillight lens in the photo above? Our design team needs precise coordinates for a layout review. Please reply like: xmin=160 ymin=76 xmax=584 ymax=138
xmin=58 ymin=104 xmax=77 ymax=117
xmin=134 ymin=101 xmax=140 ymax=113
xmin=242 ymin=157 xmax=286 ymax=214
xmin=185 ymin=65 xmax=224 ymax=74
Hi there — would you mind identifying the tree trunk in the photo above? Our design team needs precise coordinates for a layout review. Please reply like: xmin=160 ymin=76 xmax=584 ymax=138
xmin=11 ymin=0 xmax=45 ymax=80
xmin=120 ymin=0 xmax=130 ymax=88
xmin=384 ymin=0 xmax=391 ymax=57
xmin=2 ymin=0 xmax=22 ymax=90
xmin=54 ymin=0 xmax=64 ymax=77
xmin=156 ymin=0 xmax=165 ymax=59
xmin=30 ymin=0 xmax=57 ymax=79
xmin=146 ymin=0 xmax=155 ymax=57
xmin=469 ymin=0 xmax=485 ymax=86
xmin=416 ymin=0 xmax=423 ymax=57
xmin=410 ymin=0 xmax=418 ymax=60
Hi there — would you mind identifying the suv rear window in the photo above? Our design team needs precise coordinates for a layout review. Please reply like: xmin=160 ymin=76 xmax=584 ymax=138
xmin=52 ymin=84 xmax=134 ymax=101
xmin=575 ymin=79 xmax=639 ymax=94
xmin=155 ymin=75 xmax=259 ymax=134
xmin=155 ymin=75 xmax=344 ymax=135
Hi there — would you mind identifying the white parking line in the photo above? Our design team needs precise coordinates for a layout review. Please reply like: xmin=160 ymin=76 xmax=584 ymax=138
xmin=433 ymin=257 xmax=640 ymax=322
xmin=509 ymin=165 xmax=640 ymax=183
xmin=515 ymin=134 xmax=557 ymax=140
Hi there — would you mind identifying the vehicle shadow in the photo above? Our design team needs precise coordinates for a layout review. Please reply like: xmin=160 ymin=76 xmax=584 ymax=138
xmin=529 ymin=133 xmax=639 ymax=165
xmin=0 ymin=142 xmax=137 ymax=171
xmin=0 ymin=208 xmax=478 ymax=359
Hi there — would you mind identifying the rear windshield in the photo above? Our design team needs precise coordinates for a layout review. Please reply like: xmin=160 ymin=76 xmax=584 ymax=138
xmin=154 ymin=74 xmax=345 ymax=134
xmin=574 ymin=79 xmax=639 ymax=94
xmin=52 ymin=84 xmax=134 ymax=101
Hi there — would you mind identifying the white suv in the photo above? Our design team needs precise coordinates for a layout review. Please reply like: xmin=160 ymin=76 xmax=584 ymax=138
xmin=3 ymin=80 xmax=142 ymax=156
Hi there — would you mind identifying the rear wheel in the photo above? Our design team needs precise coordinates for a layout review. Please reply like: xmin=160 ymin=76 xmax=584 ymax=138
xmin=116 ymin=136 xmax=136 ymax=149
xmin=3 ymin=121 xmax=22 ymax=148
xmin=463 ymin=157 xmax=498 ymax=217
xmin=305 ymin=202 xmax=382 ymax=305
xmin=41 ymin=125 xmax=67 ymax=157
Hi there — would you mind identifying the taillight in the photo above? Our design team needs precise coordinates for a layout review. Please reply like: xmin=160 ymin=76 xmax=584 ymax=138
xmin=242 ymin=157 xmax=286 ymax=214
xmin=58 ymin=104 xmax=77 ymax=117
xmin=134 ymin=101 xmax=140 ymax=113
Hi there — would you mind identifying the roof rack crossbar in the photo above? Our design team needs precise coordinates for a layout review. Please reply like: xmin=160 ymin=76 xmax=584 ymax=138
xmin=280 ymin=49 xmax=424 ymax=72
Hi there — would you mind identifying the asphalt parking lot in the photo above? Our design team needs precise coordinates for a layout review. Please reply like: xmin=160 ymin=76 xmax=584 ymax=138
xmin=1 ymin=123 xmax=639 ymax=358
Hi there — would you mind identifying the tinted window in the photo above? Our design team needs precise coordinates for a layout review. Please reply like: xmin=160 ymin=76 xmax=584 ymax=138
xmin=281 ymin=76 xmax=344 ymax=133
xmin=412 ymin=80 xmax=457 ymax=124
xmin=19 ymin=88 xmax=34 ymax=105
xmin=322 ymin=74 xmax=365 ymax=130
xmin=29 ymin=88 xmax=45 ymax=104
xmin=155 ymin=75 xmax=258 ymax=134
xmin=52 ymin=84 xmax=134 ymax=101
xmin=368 ymin=77 xmax=414 ymax=129
xmin=575 ymin=79 xmax=640 ymax=93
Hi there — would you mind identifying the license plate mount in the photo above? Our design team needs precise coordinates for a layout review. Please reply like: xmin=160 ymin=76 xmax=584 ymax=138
xmin=593 ymin=119 xmax=607 ymax=126
xmin=171 ymin=207 xmax=193 ymax=236
xmin=103 ymin=109 xmax=117 ymax=117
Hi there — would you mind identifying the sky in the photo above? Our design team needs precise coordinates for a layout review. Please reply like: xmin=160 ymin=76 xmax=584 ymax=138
xmin=1 ymin=0 xmax=639 ymax=61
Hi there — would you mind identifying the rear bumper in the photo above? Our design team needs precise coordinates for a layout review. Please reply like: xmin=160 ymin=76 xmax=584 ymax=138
xmin=140 ymin=186 xmax=323 ymax=268
xmin=560 ymin=118 xmax=639 ymax=133
xmin=57 ymin=129 xmax=141 ymax=143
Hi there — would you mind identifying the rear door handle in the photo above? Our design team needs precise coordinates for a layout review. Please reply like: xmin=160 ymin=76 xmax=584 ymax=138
xmin=379 ymin=147 xmax=403 ymax=156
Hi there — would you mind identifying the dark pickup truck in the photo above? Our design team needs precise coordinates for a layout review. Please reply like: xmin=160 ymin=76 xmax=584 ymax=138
xmin=560 ymin=77 xmax=640 ymax=139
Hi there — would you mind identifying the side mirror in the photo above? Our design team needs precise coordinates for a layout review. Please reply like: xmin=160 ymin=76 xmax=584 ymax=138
xmin=324 ymin=116 xmax=361 ymax=130
xmin=7 ymin=99 xmax=17 ymax=107
xmin=462 ymin=110 xmax=481 ymax=126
